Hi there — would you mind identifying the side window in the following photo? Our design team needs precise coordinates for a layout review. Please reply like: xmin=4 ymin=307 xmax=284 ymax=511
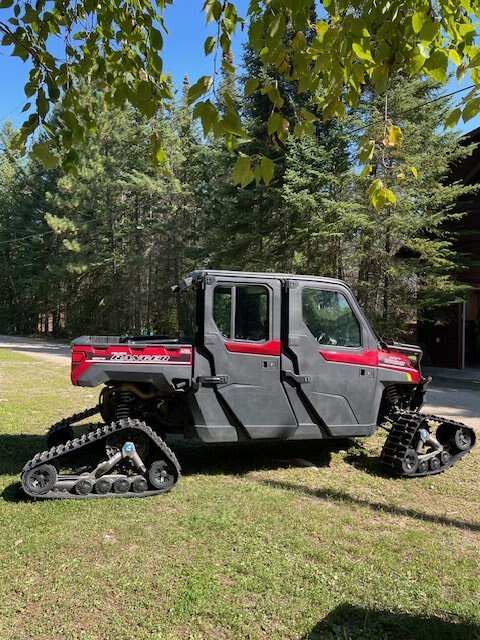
xmin=213 ymin=286 xmax=232 ymax=338
xmin=235 ymin=285 xmax=269 ymax=341
xmin=302 ymin=288 xmax=361 ymax=348
xmin=213 ymin=284 xmax=269 ymax=342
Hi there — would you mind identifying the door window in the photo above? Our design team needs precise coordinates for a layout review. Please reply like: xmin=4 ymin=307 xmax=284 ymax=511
xmin=213 ymin=286 xmax=232 ymax=338
xmin=213 ymin=285 xmax=269 ymax=342
xmin=302 ymin=288 xmax=361 ymax=347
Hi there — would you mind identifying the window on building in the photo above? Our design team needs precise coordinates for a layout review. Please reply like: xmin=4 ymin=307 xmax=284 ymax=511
xmin=302 ymin=288 xmax=361 ymax=347
xmin=213 ymin=285 xmax=269 ymax=342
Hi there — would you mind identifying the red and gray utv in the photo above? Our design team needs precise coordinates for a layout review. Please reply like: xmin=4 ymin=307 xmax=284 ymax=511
xmin=21 ymin=270 xmax=476 ymax=499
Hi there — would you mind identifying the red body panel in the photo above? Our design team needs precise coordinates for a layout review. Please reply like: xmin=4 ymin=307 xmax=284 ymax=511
xmin=71 ymin=344 xmax=193 ymax=385
xmin=319 ymin=349 xmax=420 ymax=383
xmin=224 ymin=340 xmax=281 ymax=356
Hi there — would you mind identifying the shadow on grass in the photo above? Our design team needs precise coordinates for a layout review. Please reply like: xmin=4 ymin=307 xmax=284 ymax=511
xmin=344 ymin=451 xmax=390 ymax=477
xmin=171 ymin=436 xmax=346 ymax=477
xmin=0 ymin=434 xmax=46 ymax=475
xmin=304 ymin=604 xmax=480 ymax=640
xmin=0 ymin=434 xmax=48 ymax=502
xmin=260 ymin=479 xmax=480 ymax=533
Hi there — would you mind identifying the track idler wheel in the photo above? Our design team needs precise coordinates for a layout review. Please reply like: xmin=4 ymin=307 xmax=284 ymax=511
xmin=95 ymin=478 xmax=112 ymax=494
xmin=113 ymin=477 xmax=130 ymax=494
xmin=454 ymin=427 xmax=473 ymax=451
xmin=75 ymin=477 xmax=94 ymax=495
xmin=149 ymin=459 xmax=176 ymax=491
xmin=400 ymin=449 xmax=419 ymax=475
xmin=132 ymin=476 xmax=148 ymax=493
xmin=22 ymin=464 xmax=57 ymax=496
xmin=440 ymin=450 xmax=452 ymax=465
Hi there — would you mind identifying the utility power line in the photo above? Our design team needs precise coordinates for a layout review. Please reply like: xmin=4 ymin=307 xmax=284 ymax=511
xmin=0 ymin=230 xmax=56 ymax=245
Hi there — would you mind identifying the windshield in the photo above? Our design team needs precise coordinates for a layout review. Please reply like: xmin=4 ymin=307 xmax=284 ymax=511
xmin=178 ymin=286 xmax=197 ymax=340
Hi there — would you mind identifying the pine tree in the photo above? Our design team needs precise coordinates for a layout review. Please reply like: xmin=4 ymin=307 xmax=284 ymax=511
xmin=350 ymin=75 xmax=477 ymax=338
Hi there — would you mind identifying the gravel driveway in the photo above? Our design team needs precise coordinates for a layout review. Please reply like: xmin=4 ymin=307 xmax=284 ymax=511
xmin=0 ymin=334 xmax=70 ymax=363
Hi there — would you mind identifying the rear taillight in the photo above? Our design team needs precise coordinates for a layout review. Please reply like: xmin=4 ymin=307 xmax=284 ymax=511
xmin=71 ymin=350 xmax=86 ymax=373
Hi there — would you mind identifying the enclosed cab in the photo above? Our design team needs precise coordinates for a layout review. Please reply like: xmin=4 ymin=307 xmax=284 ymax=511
xmin=71 ymin=270 xmax=424 ymax=442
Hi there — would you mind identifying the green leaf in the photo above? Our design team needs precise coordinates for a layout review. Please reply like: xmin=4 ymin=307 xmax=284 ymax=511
xmin=445 ymin=107 xmax=461 ymax=128
xmin=204 ymin=36 xmax=215 ymax=56
xmin=291 ymin=31 xmax=306 ymax=51
xmin=187 ymin=76 xmax=212 ymax=105
xmin=37 ymin=89 xmax=49 ymax=119
xmin=233 ymin=155 xmax=253 ymax=187
xmin=222 ymin=106 xmax=247 ymax=137
xmin=203 ymin=0 xmax=222 ymax=24
xmin=360 ymin=164 xmax=372 ymax=178
xmin=248 ymin=19 xmax=264 ymax=52
xmin=371 ymin=64 xmax=389 ymax=93
xmin=368 ymin=179 xmax=385 ymax=210
xmin=359 ymin=138 xmax=375 ymax=163
xmin=412 ymin=11 xmax=427 ymax=35
xmin=31 ymin=142 xmax=60 ymax=169
xmin=315 ymin=21 xmax=328 ymax=38
xmin=368 ymin=179 xmax=395 ymax=209
xmin=409 ymin=47 xmax=426 ymax=76
xmin=419 ymin=20 xmax=440 ymax=45
xmin=268 ymin=12 xmax=284 ymax=39
xmin=267 ymin=112 xmax=282 ymax=135
xmin=462 ymin=98 xmax=480 ymax=123
xmin=410 ymin=166 xmax=418 ymax=179
xmin=322 ymin=100 xmax=344 ymax=120
xmin=352 ymin=42 xmax=374 ymax=63
xmin=448 ymin=49 xmax=462 ymax=66
xmin=385 ymin=125 xmax=403 ymax=148
xmin=424 ymin=50 xmax=448 ymax=84
xmin=13 ymin=42 xmax=29 ymax=62
xmin=149 ymin=27 xmax=163 ymax=50
xmin=385 ymin=188 xmax=397 ymax=205
xmin=150 ymin=132 xmax=167 ymax=167
xmin=155 ymin=146 xmax=166 ymax=164
xmin=193 ymin=99 xmax=218 ymax=136
xmin=244 ymin=77 xmax=259 ymax=97
xmin=299 ymin=108 xmax=317 ymax=123
xmin=260 ymin=156 xmax=274 ymax=185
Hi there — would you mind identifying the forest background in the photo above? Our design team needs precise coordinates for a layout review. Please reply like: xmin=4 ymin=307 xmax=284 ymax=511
xmin=0 ymin=43 xmax=477 ymax=341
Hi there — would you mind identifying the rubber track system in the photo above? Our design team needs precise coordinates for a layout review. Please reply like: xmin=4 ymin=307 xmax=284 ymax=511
xmin=46 ymin=405 xmax=101 ymax=448
xmin=380 ymin=411 xmax=476 ymax=477
xmin=22 ymin=417 xmax=181 ymax=500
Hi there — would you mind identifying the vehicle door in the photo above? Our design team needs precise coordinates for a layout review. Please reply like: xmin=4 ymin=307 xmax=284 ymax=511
xmin=283 ymin=280 xmax=379 ymax=435
xmin=202 ymin=276 xmax=297 ymax=438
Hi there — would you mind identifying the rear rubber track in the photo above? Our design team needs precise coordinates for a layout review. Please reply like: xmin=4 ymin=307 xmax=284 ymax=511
xmin=46 ymin=405 xmax=101 ymax=448
xmin=380 ymin=411 xmax=475 ymax=477
xmin=22 ymin=417 xmax=181 ymax=499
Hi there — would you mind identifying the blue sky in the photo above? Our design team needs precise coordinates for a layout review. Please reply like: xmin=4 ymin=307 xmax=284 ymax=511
xmin=0 ymin=2 xmax=479 ymax=135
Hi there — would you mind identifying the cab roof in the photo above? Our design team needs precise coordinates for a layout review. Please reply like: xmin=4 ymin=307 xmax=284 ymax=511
xmin=187 ymin=269 xmax=348 ymax=287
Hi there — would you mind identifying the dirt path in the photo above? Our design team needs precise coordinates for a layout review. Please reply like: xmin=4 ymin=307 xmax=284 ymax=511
xmin=0 ymin=335 xmax=478 ymax=429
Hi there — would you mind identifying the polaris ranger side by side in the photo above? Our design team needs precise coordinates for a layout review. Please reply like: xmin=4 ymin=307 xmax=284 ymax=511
xmin=21 ymin=270 xmax=476 ymax=499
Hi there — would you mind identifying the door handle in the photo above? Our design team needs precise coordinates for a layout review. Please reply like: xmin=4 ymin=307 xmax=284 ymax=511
xmin=282 ymin=370 xmax=312 ymax=384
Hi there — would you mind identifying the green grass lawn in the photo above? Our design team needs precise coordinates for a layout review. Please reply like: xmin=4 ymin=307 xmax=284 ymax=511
xmin=0 ymin=349 xmax=479 ymax=640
